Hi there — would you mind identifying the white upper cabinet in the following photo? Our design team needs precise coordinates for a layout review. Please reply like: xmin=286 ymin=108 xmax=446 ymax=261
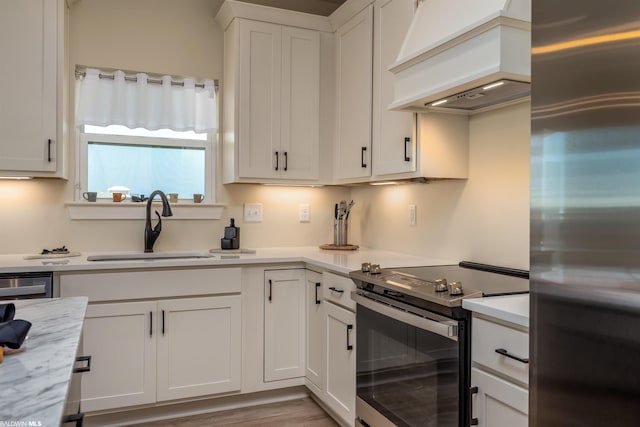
xmin=220 ymin=7 xmax=323 ymax=184
xmin=333 ymin=5 xmax=373 ymax=182
xmin=0 ymin=0 xmax=66 ymax=178
xmin=371 ymin=0 xmax=417 ymax=178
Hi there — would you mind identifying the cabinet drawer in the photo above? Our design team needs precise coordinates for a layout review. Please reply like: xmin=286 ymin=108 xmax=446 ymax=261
xmin=472 ymin=316 xmax=529 ymax=385
xmin=322 ymin=272 xmax=356 ymax=311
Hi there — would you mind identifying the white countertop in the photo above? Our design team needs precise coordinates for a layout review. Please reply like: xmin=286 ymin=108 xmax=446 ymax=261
xmin=0 ymin=247 xmax=455 ymax=275
xmin=0 ymin=297 xmax=88 ymax=425
xmin=462 ymin=294 xmax=529 ymax=328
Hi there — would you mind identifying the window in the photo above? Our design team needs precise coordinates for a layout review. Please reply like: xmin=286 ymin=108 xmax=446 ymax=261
xmin=74 ymin=68 xmax=219 ymax=209
xmin=80 ymin=125 xmax=212 ymax=201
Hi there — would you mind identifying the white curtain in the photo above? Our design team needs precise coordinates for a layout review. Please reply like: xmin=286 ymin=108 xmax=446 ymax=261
xmin=76 ymin=68 xmax=218 ymax=133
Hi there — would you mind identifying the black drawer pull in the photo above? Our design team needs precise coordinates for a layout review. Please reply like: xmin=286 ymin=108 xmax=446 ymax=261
xmin=284 ymin=151 xmax=288 ymax=171
xmin=274 ymin=151 xmax=279 ymax=171
xmin=268 ymin=279 xmax=273 ymax=302
xmin=315 ymin=282 xmax=321 ymax=304
xmin=162 ymin=309 xmax=165 ymax=335
xmin=48 ymin=139 xmax=53 ymax=162
xmin=361 ymin=146 xmax=367 ymax=168
xmin=469 ymin=386 xmax=478 ymax=425
xmin=328 ymin=286 xmax=344 ymax=294
xmin=404 ymin=137 xmax=411 ymax=162
xmin=495 ymin=348 xmax=529 ymax=364
xmin=73 ymin=355 xmax=92 ymax=373
xmin=149 ymin=311 xmax=153 ymax=337
xmin=346 ymin=324 xmax=353 ymax=350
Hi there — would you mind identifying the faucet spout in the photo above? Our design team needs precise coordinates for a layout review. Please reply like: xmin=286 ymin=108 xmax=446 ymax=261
xmin=144 ymin=190 xmax=173 ymax=253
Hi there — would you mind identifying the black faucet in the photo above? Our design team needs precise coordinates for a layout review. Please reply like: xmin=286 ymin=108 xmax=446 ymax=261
xmin=144 ymin=190 xmax=173 ymax=253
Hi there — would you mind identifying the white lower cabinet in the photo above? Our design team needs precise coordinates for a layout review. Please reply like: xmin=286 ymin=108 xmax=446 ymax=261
xmin=470 ymin=314 xmax=529 ymax=427
xmin=80 ymin=296 xmax=241 ymax=412
xmin=264 ymin=269 xmax=306 ymax=382
xmin=471 ymin=368 xmax=528 ymax=427
xmin=156 ymin=296 xmax=241 ymax=401
xmin=82 ymin=301 xmax=157 ymax=411
xmin=305 ymin=270 xmax=325 ymax=391
xmin=325 ymin=302 xmax=356 ymax=425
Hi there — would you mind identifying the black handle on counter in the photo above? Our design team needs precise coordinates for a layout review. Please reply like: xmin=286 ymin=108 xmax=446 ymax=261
xmin=61 ymin=412 xmax=84 ymax=427
xmin=404 ymin=137 xmax=411 ymax=162
xmin=73 ymin=355 xmax=92 ymax=373
xmin=346 ymin=324 xmax=353 ymax=350
xmin=495 ymin=348 xmax=529 ymax=364
xmin=329 ymin=286 xmax=344 ymax=294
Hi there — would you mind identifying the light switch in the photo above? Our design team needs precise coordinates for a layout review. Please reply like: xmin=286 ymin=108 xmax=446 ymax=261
xmin=244 ymin=203 xmax=263 ymax=222
xmin=409 ymin=204 xmax=416 ymax=225
xmin=299 ymin=204 xmax=310 ymax=222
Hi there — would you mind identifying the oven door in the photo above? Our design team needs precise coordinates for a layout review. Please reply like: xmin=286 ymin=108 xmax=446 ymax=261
xmin=353 ymin=291 xmax=466 ymax=427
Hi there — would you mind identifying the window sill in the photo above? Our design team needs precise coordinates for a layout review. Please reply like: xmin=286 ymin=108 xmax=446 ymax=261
xmin=66 ymin=201 xmax=225 ymax=220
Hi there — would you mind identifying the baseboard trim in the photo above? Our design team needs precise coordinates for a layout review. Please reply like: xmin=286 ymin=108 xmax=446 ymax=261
xmin=85 ymin=387 xmax=309 ymax=427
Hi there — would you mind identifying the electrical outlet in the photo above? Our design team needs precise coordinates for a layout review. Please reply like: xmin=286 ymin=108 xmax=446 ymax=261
xmin=244 ymin=203 xmax=263 ymax=222
xmin=409 ymin=204 xmax=417 ymax=225
xmin=299 ymin=204 xmax=310 ymax=222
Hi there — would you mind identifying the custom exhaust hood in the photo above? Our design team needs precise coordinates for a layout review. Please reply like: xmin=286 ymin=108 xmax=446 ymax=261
xmin=389 ymin=0 xmax=531 ymax=113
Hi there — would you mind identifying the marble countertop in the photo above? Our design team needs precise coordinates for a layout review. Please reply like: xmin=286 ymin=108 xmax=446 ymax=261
xmin=462 ymin=294 xmax=529 ymax=328
xmin=0 ymin=297 xmax=88 ymax=425
xmin=0 ymin=247 xmax=455 ymax=276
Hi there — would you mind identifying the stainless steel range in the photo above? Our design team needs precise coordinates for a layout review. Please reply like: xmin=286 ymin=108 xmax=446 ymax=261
xmin=349 ymin=261 xmax=529 ymax=427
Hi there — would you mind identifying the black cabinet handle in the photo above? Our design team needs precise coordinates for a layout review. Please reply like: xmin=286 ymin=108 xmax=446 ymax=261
xmin=268 ymin=279 xmax=273 ymax=302
xmin=328 ymin=286 xmax=344 ymax=294
xmin=361 ymin=146 xmax=367 ymax=168
xmin=73 ymin=355 xmax=92 ymax=373
xmin=48 ymin=139 xmax=53 ymax=162
xmin=469 ymin=386 xmax=479 ymax=425
xmin=274 ymin=151 xmax=279 ymax=171
xmin=162 ymin=310 xmax=165 ymax=336
xmin=495 ymin=348 xmax=529 ymax=364
xmin=149 ymin=311 xmax=153 ymax=337
xmin=404 ymin=137 xmax=411 ymax=162
xmin=346 ymin=324 xmax=353 ymax=350
xmin=61 ymin=412 xmax=84 ymax=427
xmin=284 ymin=151 xmax=288 ymax=171
xmin=315 ymin=282 xmax=321 ymax=304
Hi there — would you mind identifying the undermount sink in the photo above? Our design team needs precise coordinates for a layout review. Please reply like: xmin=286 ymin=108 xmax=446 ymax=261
xmin=87 ymin=252 xmax=214 ymax=261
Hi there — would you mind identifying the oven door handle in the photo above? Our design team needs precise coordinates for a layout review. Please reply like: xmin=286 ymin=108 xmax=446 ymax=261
xmin=352 ymin=291 xmax=458 ymax=341
xmin=0 ymin=285 xmax=47 ymax=298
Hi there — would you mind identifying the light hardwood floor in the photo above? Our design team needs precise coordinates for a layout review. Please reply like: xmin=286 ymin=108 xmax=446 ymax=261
xmin=130 ymin=398 xmax=340 ymax=427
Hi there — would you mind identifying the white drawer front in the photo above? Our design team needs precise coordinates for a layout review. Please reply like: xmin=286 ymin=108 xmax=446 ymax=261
xmin=322 ymin=271 xmax=356 ymax=311
xmin=472 ymin=316 xmax=529 ymax=385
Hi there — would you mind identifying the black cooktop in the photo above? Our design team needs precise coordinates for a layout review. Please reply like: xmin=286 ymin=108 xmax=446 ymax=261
xmin=350 ymin=261 xmax=529 ymax=310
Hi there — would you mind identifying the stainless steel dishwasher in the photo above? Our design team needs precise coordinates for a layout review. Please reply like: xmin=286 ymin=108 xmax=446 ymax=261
xmin=0 ymin=272 xmax=53 ymax=300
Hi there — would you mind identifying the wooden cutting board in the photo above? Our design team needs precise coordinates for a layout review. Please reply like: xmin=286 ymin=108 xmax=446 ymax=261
xmin=319 ymin=244 xmax=359 ymax=251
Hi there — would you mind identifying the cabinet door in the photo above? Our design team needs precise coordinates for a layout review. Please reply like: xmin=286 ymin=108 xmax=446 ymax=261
xmin=0 ymin=0 xmax=58 ymax=173
xmin=305 ymin=271 xmax=325 ymax=391
xmin=264 ymin=269 xmax=306 ymax=382
xmin=156 ymin=296 xmax=241 ymax=401
xmin=281 ymin=27 xmax=320 ymax=180
xmin=325 ymin=303 xmax=356 ymax=426
xmin=335 ymin=5 xmax=373 ymax=181
xmin=238 ymin=19 xmax=282 ymax=179
xmin=81 ymin=301 xmax=157 ymax=412
xmin=372 ymin=0 xmax=416 ymax=177
xmin=471 ymin=367 xmax=528 ymax=427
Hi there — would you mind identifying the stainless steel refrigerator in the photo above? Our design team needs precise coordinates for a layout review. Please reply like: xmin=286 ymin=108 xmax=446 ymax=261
xmin=531 ymin=1 xmax=640 ymax=425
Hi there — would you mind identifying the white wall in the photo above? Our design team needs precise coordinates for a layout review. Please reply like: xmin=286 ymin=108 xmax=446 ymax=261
xmin=0 ymin=0 xmax=529 ymax=265
xmin=349 ymin=102 xmax=531 ymax=269
xmin=0 ymin=0 xmax=349 ymax=255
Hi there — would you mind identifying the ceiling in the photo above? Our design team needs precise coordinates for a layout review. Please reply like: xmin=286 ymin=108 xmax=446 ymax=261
xmin=235 ymin=0 xmax=347 ymax=16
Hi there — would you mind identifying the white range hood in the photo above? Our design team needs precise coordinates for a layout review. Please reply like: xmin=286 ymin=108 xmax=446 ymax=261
xmin=389 ymin=0 xmax=531 ymax=113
